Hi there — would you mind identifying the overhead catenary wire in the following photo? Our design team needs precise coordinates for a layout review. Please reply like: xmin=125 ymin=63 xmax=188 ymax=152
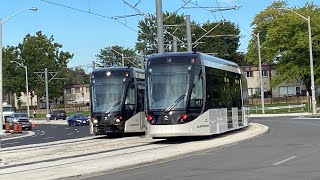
xmin=39 ymin=0 xmax=139 ymax=33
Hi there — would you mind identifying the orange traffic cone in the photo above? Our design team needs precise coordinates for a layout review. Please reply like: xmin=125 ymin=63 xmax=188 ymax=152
xmin=32 ymin=122 xmax=35 ymax=128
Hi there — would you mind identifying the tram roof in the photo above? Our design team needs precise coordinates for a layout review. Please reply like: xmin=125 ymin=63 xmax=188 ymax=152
xmin=92 ymin=66 xmax=144 ymax=73
xmin=148 ymin=52 xmax=239 ymax=68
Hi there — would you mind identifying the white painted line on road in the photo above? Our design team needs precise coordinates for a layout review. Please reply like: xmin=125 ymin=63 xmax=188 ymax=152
xmin=67 ymin=133 xmax=73 ymax=136
xmin=2 ymin=142 xmax=20 ymax=146
xmin=37 ymin=130 xmax=40 ymax=132
xmin=76 ymin=131 xmax=80 ymax=133
xmin=40 ymin=131 xmax=46 ymax=136
xmin=65 ymin=128 xmax=70 ymax=130
xmin=272 ymin=156 xmax=296 ymax=166
xmin=74 ymin=129 xmax=78 ymax=131
xmin=31 ymin=135 xmax=37 ymax=138
xmin=43 ymin=137 xmax=55 ymax=140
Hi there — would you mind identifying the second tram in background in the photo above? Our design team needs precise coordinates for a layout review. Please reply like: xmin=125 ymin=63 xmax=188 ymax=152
xmin=90 ymin=67 xmax=146 ymax=136
xmin=145 ymin=51 xmax=250 ymax=138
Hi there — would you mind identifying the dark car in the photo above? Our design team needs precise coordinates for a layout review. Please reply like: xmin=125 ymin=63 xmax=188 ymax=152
xmin=6 ymin=113 xmax=32 ymax=130
xmin=50 ymin=110 xmax=67 ymax=120
xmin=67 ymin=113 xmax=89 ymax=126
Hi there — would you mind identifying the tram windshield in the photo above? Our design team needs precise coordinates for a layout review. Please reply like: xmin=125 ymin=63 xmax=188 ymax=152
xmin=147 ymin=64 xmax=190 ymax=110
xmin=92 ymin=76 xmax=126 ymax=113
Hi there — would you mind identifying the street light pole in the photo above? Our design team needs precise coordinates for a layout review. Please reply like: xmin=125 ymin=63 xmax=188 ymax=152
xmin=0 ymin=7 xmax=37 ymax=134
xmin=307 ymin=16 xmax=316 ymax=114
xmin=280 ymin=8 xmax=316 ymax=114
xmin=10 ymin=61 xmax=29 ymax=117
xmin=257 ymin=33 xmax=265 ymax=114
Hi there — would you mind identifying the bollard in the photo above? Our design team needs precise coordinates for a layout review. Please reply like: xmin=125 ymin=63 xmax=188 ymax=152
xmin=5 ymin=123 xmax=10 ymax=133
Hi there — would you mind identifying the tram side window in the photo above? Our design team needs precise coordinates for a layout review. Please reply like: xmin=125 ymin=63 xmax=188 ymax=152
xmin=125 ymin=85 xmax=135 ymax=113
xmin=190 ymin=74 xmax=203 ymax=109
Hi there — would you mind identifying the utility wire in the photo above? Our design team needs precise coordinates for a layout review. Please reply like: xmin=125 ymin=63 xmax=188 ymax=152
xmin=39 ymin=0 xmax=138 ymax=32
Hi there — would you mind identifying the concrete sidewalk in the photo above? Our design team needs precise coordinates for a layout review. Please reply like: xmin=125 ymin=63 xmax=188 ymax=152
xmin=0 ymin=123 xmax=268 ymax=180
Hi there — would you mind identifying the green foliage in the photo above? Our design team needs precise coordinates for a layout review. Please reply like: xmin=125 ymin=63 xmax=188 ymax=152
xmin=3 ymin=46 xmax=25 ymax=97
xmin=246 ymin=1 xmax=320 ymax=92
xmin=96 ymin=45 xmax=140 ymax=67
xmin=136 ymin=12 xmax=242 ymax=64
xmin=136 ymin=12 xmax=187 ymax=54
xmin=16 ymin=31 xmax=73 ymax=104
xmin=65 ymin=67 xmax=90 ymax=84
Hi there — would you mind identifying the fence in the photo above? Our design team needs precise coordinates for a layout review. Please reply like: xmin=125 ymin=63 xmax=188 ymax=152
xmin=248 ymin=96 xmax=311 ymax=105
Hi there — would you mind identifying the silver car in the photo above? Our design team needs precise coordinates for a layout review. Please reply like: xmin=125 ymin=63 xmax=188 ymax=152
xmin=7 ymin=113 xmax=32 ymax=131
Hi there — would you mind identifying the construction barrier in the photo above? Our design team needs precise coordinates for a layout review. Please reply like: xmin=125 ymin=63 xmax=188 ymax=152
xmin=13 ymin=123 xmax=19 ymax=133
xmin=5 ymin=123 xmax=10 ymax=133
xmin=18 ymin=123 xmax=22 ymax=133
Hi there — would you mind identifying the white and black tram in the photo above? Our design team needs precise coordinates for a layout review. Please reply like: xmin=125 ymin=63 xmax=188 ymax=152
xmin=90 ymin=67 xmax=146 ymax=135
xmin=145 ymin=52 xmax=249 ymax=138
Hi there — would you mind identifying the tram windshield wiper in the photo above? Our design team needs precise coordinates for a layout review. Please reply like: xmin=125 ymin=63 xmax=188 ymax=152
xmin=105 ymin=101 xmax=122 ymax=115
xmin=165 ymin=94 xmax=186 ymax=113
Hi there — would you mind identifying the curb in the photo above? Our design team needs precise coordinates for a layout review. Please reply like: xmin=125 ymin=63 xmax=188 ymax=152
xmin=250 ymin=113 xmax=311 ymax=117
xmin=1 ymin=131 xmax=35 ymax=142
xmin=68 ymin=123 xmax=269 ymax=180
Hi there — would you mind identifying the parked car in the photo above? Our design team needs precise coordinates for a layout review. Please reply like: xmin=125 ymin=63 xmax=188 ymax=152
xmin=67 ymin=113 xmax=89 ymax=126
xmin=6 ymin=113 xmax=32 ymax=131
xmin=50 ymin=110 xmax=67 ymax=120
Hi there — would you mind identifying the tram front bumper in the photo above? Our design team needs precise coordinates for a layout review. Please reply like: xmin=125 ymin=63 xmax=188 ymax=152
xmin=93 ymin=124 xmax=124 ymax=135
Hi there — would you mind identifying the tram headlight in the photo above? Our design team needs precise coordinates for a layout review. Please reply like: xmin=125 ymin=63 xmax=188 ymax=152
xmin=115 ymin=116 xmax=122 ymax=123
xmin=92 ymin=118 xmax=98 ymax=124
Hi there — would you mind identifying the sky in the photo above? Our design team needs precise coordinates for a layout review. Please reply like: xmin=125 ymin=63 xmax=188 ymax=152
xmin=0 ymin=0 xmax=314 ymax=70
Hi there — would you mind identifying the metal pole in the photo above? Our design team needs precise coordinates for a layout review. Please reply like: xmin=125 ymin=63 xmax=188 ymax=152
xmin=156 ymin=0 xmax=164 ymax=53
xmin=186 ymin=15 xmax=192 ymax=51
xmin=26 ymin=66 xmax=29 ymax=117
xmin=45 ymin=68 xmax=49 ymax=121
xmin=92 ymin=60 xmax=95 ymax=70
xmin=121 ymin=53 xmax=124 ymax=67
xmin=140 ymin=50 xmax=144 ymax=69
xmin=257 ymin=33 xmax=265 ymax=114
xmin=0 ymin=19 xmax=3 ymax=134
xmin=173 ymin=36 xmax=178 ymax=52
xmin=308 ymin=16 xmax=316 ymax=114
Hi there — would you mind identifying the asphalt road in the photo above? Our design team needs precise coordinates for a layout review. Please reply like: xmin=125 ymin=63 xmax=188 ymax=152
xmin=1 ymin=124 xmax=91 ymax=148
xmin=85 ymin=116 xmax=320 ymax=180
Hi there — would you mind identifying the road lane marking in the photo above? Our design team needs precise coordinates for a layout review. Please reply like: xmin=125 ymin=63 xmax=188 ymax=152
xmin=40 ymin=131 xmax=46 ymax=136
xmin=67 ymin=133 xmax=73 ymax=136
xmin=43 ymin=137 xmax=55 ymax=140
xmin=65 ymin=128 xmax=70 ymax=130
xmin=37 ymin=130 xmax=40 ymax=132
xmin=2 ymin=142 xmax=20 ymax=146
xmin=74 ymin=129 xmax=78 ymax=131
xmin=76 ymin=131 xmax=80 ymax=133
xmin=272 ymin=156 xmax=296 ymax=166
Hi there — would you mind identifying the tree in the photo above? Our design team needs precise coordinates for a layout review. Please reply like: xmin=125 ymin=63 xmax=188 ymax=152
xmin=65 ymin=67 xmax=90 ymax=84
xmin=136 ymin=12 xmax=242 ymax=63
xmin=96 ymin=45 xmax=140 ymax=67
xmin=136 ymin=12 xmax=187 ymax=54
xmin=246 ymin=1 xmax=320 ymax=93
xmin=3 ymin=46 xmax=25 ymax=105
xmin=192 ymin=21 xmax=241 ymax=61
xmin=18 ymin=31 xmax=74 ymax=108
